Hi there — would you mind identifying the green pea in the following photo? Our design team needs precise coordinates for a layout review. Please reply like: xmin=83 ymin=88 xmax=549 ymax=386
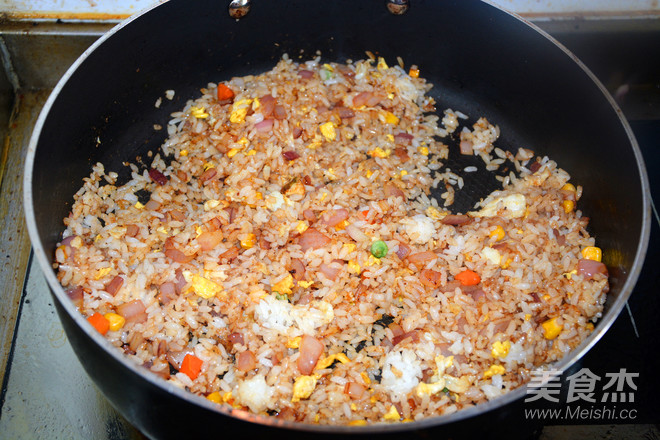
xmin=370 ymin=240 xmax=388 ymax=258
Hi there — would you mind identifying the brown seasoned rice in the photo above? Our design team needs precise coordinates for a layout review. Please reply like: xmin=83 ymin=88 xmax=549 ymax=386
xmin=54 ymin=55 xmax=608 ymax=425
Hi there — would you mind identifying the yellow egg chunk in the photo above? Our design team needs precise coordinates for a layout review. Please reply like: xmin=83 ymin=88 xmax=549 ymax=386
xmin=272 ymin=273 xmax=294 ymax=295
xmin=542 ymin=317 xmax=563 ymax=340
xmin=483 ymin=364 xmax=506 ymax=379
xmin=292 ymin=375 xmax=317 ymax=402
xmin=491 ymin=341 xmax=511 ymax=359
xmin=319 ymin=122 xmax=337 ymax=141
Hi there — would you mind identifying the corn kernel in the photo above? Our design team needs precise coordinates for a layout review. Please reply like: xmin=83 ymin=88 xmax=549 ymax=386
xmin=240 ymin=233 xmax=256 ymax=249
xmin=134 ymin=201 xmax=145 ymax=209
xmin=501 ymin=258 xmax=512 ymax=269
xmin=542 ymin=317 xmax=562 ymax=340
xmin=227 ymin=148 xmax=240 ymax=158
xmin=563 ymin=269 xmax=577 ymax=280
xmin=179 ymin=149 xmax=188 ymax=157
xmin=581 ymin=246 xmax=602 ymax=262
xmin=377 ymin=57 xmax=389 ymax=70
xmin=418 ymin=146 xmax=429 ymax=156
xmin=489 ymin=225 xmax=505 ymax=241
xmin=562 ymin=183 xmax=576 ymax=192
xmin=562 ymin=199 xmax=575 ymax=213
xmin=386 ymin=134 xmax=394 ymax=142
xmin=350 ymin=403 xmax=358 ymax=411
xmin=586 ymin=322 xmax=594 ymax=332
xmin=524 ymin=314 xmax=532 ymax=321
xmin=297 ymin=280 xmax=314 ymax=288
xmin=206 ymin=391 xmax=222 ymax=403
xmin=246 ymin=150 xmax=256 ymax=156
xmin=104 ymin=313 xmax=125 ymax=331
xmin=409 ymin=66 xmax=420 ymax=78
xmin=360 ymin=371 xmax=371 ymax=386
xmin=400 ymin=170 xmax=408 ymax=177
xmin=542 ymin=294 xmax=551 ymax=301
xmin=483 ymin=364 xmax=506 ymax=379
xmin=491 ymin=341 xmax=511 ymax=359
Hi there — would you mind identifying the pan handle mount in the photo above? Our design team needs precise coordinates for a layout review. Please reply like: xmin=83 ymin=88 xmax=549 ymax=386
xmin=227 ymin=0 xmax=408 ymax=19
xmin=386 ymin=0 xmax=410 ymax=15
xmin=228 ymin=0 xmax=251 ymax=19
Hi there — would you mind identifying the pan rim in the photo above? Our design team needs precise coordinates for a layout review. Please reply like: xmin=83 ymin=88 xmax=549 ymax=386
xmin=22 ymin=0 xmax=652 ymax=434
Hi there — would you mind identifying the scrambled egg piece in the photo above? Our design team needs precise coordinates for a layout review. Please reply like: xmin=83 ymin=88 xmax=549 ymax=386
xmin=94 ymin=267 xmax=112 ymax=280
xmin=445 ymin=375 xmax=471 ymax=393
xmin=319 ymin=122 xmax=337 ymax=141
xmin=183 ymin=271 xmax=224 ymax=299
xmin=415 ymin=380 xmax=446 ymax=398
xmin=382 ymin=111 xmax=399 ymax=125
xmin=368 ymin=147 xmax=391 ymax=158
xmin=481 ymin=246 xmax=502 ymax=265
xmin=294 ymin=221 xmax=308 ymax=234
xmin=542 ymin=317 xmax=562 ymax=340
xmin=229 ymin=99 xmax=253 ymax=124
xmin=491 ymin=341 xmax=511 ymax=359
xmin=204 ymin=199 xmax=221 ymax=211
xmin=383 ymin=405 xmax=400 ymax=421
xmin=315 ymin=353 xmax=350 ymax=370
xmin=265 ymin=191 xmax=285 ymax=211
xmin=425 ymin=206 xmax=447 ymax=220
xmin=472 ymin=194 xmax=527 ymax=219
xmin=286 ymin=336 xmax=301 ymax=349
xmin=190 ymin=106 xmax=209 ymax=119
xmin=297 ymin=280 xmax=314 ymax=288
xmin=483 ymin=364 xmax=506 ymax=379
xmin=272 ymin=273 xmax=294 ymax=295
xmin=376 ymin=57 xmax=388 ymax=70
xmin=348 ymin=260 xmax=361 ymax=274
xmin=292 ymin=375 xmax=317 ymax=402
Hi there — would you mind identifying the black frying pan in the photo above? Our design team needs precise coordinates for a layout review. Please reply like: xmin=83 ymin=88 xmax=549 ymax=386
xmin=24 ymin=0 xmax=650 ymax=438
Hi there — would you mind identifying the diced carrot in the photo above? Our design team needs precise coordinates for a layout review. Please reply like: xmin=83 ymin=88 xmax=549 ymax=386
xmin=217 ymin=83 xmax=235 ymax=101
xmin=455 ymin=269 xmax=481 ymax=286
xmin=180 ymin=353 xmax=203 ymax=380
xmin=87 ymin=312 xmax=110 ymax=335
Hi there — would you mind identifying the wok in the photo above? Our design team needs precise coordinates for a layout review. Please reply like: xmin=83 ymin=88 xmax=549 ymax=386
xmin=24 ymin=0 xmax=650 ymax=438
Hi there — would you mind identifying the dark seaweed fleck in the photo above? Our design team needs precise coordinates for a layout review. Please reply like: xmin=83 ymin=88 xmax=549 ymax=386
xmin=373 ymin=313 xmax=395 ymax=328
xmin=169 ymin=364 xmax=178 ymax=376
xmin=373 ymin=369 xmax=382 ymax=383
xmin=355 ymin=340 xmax=367 ymax=352
xmin=135 ymin=189 xmax=152 ymax=205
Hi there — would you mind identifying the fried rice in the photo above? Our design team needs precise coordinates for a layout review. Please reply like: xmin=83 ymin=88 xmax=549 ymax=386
xmin=54 ymin=55 xmax=609 ymax=424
